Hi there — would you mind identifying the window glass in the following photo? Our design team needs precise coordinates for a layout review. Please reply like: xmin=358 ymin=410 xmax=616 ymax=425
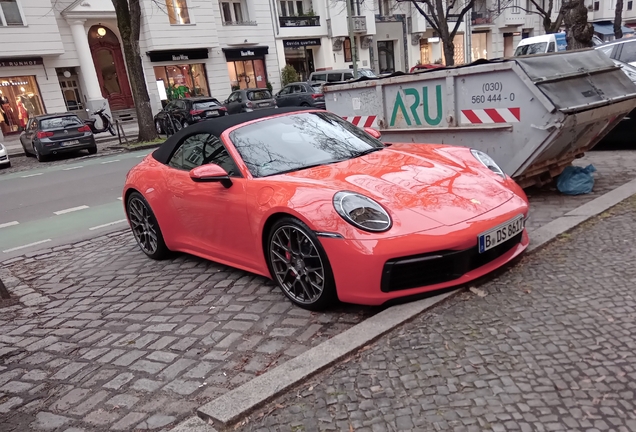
xmin=0 ymin=0 xmax=23 ymax=26
xmin=165 ymin=0 xmax=190 ymax=24
xmin=311 ymin=73 xmax=326 ymax=82
xmin=327 ymin=73 xmax=342 ymax=82
xmin=229 ymin=111 xmax=384 ymax=178
xmin=168 ymin=133 xmax=240 ymax=175
xmin=597 ymin=45 xmax=614 ymax=58
xmin=547 ymin=42 xmax=555 ymax=53
xmin=618 ymin=41 xmax=636 ymax=63
xmin=247 ymin=90 xmax=272 ymax=100
xmin=344 ymin=38 xmax=352 ymax=62
xmin=40 ymin=116 xmax=83 ymax=130
xmin=514 ymin=42 xmax=547 ymax=56
xmin=193 ymin=99 xmax=222 ymax=109
xmin=344 ymin=73 xmax=354 ymax=80
xmin=279 ymin=86 xmax=292 ymax=95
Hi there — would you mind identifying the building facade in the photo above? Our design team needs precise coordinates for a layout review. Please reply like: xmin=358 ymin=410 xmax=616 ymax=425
xmin=0 ymin=0 xmax=284 ymax=140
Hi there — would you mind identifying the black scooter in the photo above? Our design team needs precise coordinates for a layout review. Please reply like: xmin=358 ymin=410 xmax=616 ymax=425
xmin=84 ymin=107 xmax=115 ymax=136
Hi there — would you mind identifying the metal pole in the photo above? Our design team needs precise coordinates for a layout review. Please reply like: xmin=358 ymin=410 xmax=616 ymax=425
xmin=346 ymin=0 xmax=359 ymax=77
xmin=465 ymin=4 xmax=473 ymax=64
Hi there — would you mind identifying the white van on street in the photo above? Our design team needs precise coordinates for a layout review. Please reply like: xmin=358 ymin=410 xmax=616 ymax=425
xmin=514 ymin=33 xmax=567 ymax=56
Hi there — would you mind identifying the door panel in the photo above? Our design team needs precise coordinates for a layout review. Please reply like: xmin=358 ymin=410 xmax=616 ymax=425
xmin=90 ymin=42 xmax=134 ymax=110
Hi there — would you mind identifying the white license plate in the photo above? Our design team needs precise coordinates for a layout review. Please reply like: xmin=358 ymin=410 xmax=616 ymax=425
xmin=478 ymin=215 xmax=525 ymax=253
xmin=62 ymin=140 xmax=80 ymax=147
xmin=259 ymin=102 xmax=269 ymax=107
xmin=206 ymin=111 xmax=218 ymax=117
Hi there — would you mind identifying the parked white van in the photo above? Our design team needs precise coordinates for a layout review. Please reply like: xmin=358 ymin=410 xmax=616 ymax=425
xmin=514 ymin=33 xmax=567 ymax=56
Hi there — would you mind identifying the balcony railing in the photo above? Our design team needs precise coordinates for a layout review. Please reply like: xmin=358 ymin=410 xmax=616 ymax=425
xmin=279 ymin=15 xmax=321 ymax=27
xmin=471 ymin=10 xmax=493 ymax=24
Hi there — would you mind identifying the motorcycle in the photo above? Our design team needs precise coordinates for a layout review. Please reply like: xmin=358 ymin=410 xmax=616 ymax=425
xmin=84 ymin=107 xmax=116 ymax=136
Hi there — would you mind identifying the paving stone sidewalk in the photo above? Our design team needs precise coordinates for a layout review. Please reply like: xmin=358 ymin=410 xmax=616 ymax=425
xmin=239 ymin=196 xmax=636 ymax=432
xmin=1 ymin=150 xmax=636 ymax=432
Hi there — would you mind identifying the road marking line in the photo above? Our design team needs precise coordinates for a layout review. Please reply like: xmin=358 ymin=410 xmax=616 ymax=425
xmin=0 ymin=221 xmax=19 ymax=229
xmin=117 ymin=197 xmax=123 ymax=201
xmin=101 ymin=159 xmax=120 ymax=164
xmin=21 ymin=173 xmax=43 ymax=178
xmin=89 ymin=219 xmax=127 ymax=231
xmin=63 ymin=166 xmax=83 ymax=171
xmin=3 ymin=239 xmax=52 ymax=253
xmin=54 ymin=205 xmax=89 ymax=215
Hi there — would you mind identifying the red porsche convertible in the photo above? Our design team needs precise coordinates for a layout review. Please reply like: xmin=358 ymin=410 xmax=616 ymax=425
xmin=123 ymin=107 xmax=529 ymax=310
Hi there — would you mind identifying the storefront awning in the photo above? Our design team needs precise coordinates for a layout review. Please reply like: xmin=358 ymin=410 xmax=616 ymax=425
xmin=147 ymin=49 xmax=209 ymax=63
xmin=222 ymin=46 xmax=269 ymax=61
xmin=593 ymin=22 xmax=635 ymax=36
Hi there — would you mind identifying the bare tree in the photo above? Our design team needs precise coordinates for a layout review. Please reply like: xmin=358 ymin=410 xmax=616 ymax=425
xmin=522 ymin=0 xmax=564 ymax=33
xmin=562 ymin=0 xmax=594 ymax=49
xmin=398 ymin=0 xmax=476 ymax=66
xmin=615 ymin=0 xmax=624 ymax=39
xmin=111 ymin=0 xmax=158 ymax=142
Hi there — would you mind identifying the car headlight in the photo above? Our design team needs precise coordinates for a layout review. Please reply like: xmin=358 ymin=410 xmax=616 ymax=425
xmin=333 ymin=191 xmax=392 ymax=232
xmin=471 ymin=149 xmax=506 ymax=178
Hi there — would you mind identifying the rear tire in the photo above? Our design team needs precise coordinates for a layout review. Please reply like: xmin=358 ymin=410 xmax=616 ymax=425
xmin=88 ymin=146 xmax=97 ymax=155
xmin=301 ymin=102 xmax=310 ymax=107
xmin=108 ymin=124 xmax=116 ymax=136
xmin=126 ymin=191 xmax=170 ymax=260
xmin=34 ymin=144 xmax=46 ymax=162
xmin=266 ymin=216 xmax=337 ymax=310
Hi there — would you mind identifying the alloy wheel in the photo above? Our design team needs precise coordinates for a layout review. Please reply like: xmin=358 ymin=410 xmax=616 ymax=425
xmin=269 ymin=225 xmax=325 ymax=305
xmin=155 ymin=120 xmax=162 ymax=134
xmin=128 ymin=196 xmax=159 ymax=255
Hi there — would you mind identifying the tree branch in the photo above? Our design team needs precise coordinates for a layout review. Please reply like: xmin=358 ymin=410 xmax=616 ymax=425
xmin=450 ymin=0 xmax=475 ymax=38
xmin=405 ymin=0 xmax=442 ymax=32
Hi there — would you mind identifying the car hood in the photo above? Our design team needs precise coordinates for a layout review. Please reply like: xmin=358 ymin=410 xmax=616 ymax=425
xmin=278 ymin=144 xmax=514 ymax=227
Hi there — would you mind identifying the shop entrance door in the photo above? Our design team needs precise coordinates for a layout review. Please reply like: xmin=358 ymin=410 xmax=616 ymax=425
xmin=59 ymin=77 xmax=86 ymax=119
xmin=88 ymin=25 xmax=134 ymax=110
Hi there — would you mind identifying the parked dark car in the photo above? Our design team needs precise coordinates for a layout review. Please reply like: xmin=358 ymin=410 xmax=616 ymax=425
xmin=20 ymin=113 xmax=97 ymax=162
xmin=275 ymin=82 xmax=325 ymax=109
xmin=223 ymin=89 xmax=277 ymax=114
xmin=154 ymin=97 xmax=227 ymax=134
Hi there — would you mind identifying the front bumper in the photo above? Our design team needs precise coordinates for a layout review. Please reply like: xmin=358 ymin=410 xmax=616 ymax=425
xmin=0 ymin=151 xmax=9 ymax=165
xmin=40 ymin=136 xmax=96 ymax=156
xmin=320 ymin=203 xmax=529 ymax=306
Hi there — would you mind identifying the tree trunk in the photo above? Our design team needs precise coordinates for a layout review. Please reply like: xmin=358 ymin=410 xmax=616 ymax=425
xmin=563 ymin=0 xmax=594 ymax=49
xmin=615 ymin=0 xmax=624 ymax=39
xmin=112 ymin=0 xmax=158 ymax=142
xmin=443 ymin=38 xmax=456 ymax=66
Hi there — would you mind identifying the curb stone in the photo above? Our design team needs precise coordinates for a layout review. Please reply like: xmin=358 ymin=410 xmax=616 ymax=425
xmin=107 ymin=142 xmax=164 ymax=152
xmin=189 ymin=178 xmax=636 ymax=431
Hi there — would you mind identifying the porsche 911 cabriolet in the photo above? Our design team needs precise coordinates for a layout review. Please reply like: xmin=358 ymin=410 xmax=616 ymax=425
xmin=123 ymin=107 xmax=529 ymax=310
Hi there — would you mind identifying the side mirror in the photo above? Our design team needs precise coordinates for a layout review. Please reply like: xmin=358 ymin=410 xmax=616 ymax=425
xmin=189 ymin=164 xmax=233 ymax=188
xmin=364 ymin=127 xmax=381 ymax=139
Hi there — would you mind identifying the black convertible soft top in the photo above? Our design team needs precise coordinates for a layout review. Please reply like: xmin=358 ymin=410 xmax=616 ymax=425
xmin=152 ymin=106 xmax=313 ymax=164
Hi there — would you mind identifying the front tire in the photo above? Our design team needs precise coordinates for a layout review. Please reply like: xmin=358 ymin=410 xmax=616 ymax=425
xmin=126 ymin=191 xmax=170 ymax=260
xmin=155 ymin=120 xmax=163 ymax=134
xmin=266 ymin=217 xmax=337 ymax=310
xmin=108 ymin=124 xmax=116 ymax=136
xmin=88 ymin=146 xmax=97 ymax=155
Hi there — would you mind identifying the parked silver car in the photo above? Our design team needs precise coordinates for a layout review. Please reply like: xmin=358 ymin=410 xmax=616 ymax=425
xmin=0 ymin=142 xmax=10 ymax=168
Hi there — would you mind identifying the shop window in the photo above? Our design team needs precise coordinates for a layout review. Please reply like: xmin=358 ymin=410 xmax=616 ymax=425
xmin=377 ymin=41 xmax=395 ymax=74
xmin=221 ymin=0 xmax=249 ymax=24
xmin=419 ymin=39 xmax=431 ymax=64
xmin=471 ymin=32 xmax=488 ymax=61
xmin=0 ymin=76 xmax=44 ymax=135
xmin=165 ymin=0 xmax=191 ymax=25
xmin=227 ymin=59 xmax=268 ymax=89
xmin=153 ymin=64 xmax=210 ymax=101
xmin=0 ymin=0 xmax=24 ymax=26
xmin=344 ymin=38 xmax=352 ymax=62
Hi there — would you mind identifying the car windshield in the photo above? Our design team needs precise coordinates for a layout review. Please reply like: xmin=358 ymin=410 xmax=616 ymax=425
xmin=229 ymin=111 xmax=385 ymax=178
xmin=193 ymin=100 xmax=221 ymax=109
xmin=247 ymin=90 xmax=272 ymax=101
xmin=514 ymin=42 xmax=547 ymax=56
xmin=358 ymin=69 xmax=377 ymax=78
xmin=40 ymin=116 xmax=83 ymax=130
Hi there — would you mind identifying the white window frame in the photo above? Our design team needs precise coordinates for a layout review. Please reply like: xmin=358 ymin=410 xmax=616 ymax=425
xmin=278 ymin=0 xmax=307 ymax=16
xmin=221 ymin=0 xmax=250 ymax=24
xmin=0 ymin=0 xmax=27 ymax=27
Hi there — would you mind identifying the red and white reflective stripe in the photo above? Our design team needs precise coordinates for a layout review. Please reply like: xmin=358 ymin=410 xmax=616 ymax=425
xmin=460 ymin=108 xmax=521 ymax=124
xmin=341 ymin=115 xmax=378 ymax=128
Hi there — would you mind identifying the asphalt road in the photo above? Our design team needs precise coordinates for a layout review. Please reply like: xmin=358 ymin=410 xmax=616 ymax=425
xmin=0 ymin=149 xmax=152 ymax=260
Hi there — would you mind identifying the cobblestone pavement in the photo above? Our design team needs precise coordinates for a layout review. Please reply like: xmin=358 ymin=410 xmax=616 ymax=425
xmin=239 ymin=196 xmax=636 ymax=432
xmin=1 ymin=150 xmax=635 ymax=432
xmin=0 ymin=234 xmax=374 ymax=432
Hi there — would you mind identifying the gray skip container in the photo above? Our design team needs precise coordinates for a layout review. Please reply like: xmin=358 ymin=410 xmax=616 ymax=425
xmin=323 ymin=49 xmax=636 ymax=188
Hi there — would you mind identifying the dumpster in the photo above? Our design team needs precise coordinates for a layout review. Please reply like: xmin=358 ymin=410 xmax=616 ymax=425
xmin=323 ymin=49 xmax=636 ymax=187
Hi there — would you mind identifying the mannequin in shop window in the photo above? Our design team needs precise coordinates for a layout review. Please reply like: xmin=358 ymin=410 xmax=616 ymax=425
xmin=16 ymin=97 xmax=28 ymax=130
xmin=0 ymin=92 xmax=16 ymax=134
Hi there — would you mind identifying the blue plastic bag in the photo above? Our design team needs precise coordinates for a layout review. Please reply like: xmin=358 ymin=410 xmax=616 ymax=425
xmin=556 ymin=164 xmax=597 ymax=195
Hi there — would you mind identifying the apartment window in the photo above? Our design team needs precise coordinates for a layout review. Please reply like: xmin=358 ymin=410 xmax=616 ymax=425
xmin=279 ymin=0 xmax=305 ymax=16
xmin=379 ymin=0 xmax=390 ymax=15
xmin=594 ymin=0 xmax=599 ymax=9
xmin=628 ymin=1 xmax=633 ymax=10
xmin=0 ymin=0 xmax=24 ymax=26
xmin=221 ymin=0 xmax=247 ymax=23
xmin=344 ymin=37 xmax=352 ymax=62
xmin=166 ymin=0 xmax=191 ymax=24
